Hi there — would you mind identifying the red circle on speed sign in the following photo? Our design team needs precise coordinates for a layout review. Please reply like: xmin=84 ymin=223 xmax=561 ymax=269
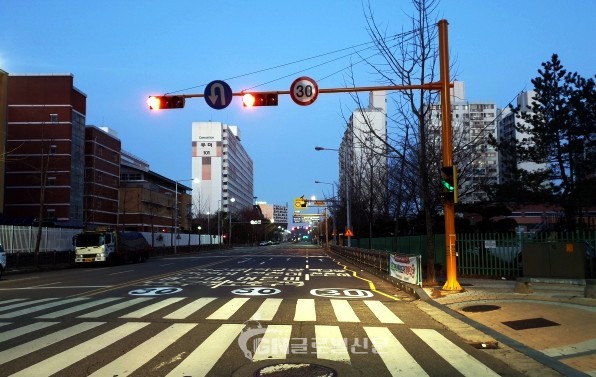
xmin=290 ymin=76 xmax=319 ymax=106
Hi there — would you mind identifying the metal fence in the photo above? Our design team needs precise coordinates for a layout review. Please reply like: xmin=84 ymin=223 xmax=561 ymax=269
xmin=344 ymin=230 xmax=595 ymax=279
xmin=0 ymin=225 xmax=223 ymax=270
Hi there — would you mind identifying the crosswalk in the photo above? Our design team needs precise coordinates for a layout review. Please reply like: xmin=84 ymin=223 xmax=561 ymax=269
xmin=0 ymin=297 xmax=504 ymax=376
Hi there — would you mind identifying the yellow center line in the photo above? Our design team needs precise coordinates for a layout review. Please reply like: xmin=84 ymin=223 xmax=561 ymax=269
xmin=327 ymin=253 xmax=400 ymax=301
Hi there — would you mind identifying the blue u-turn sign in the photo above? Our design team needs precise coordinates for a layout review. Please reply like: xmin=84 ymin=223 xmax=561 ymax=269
xmin=204 ymin=80 xmax=233 ymax=109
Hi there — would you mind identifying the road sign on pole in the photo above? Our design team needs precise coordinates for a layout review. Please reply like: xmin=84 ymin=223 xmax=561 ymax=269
xmin=204 ymin=80 xmax=233 ymax=109
xmin=290 ymin=76 xmax=318 ymax=106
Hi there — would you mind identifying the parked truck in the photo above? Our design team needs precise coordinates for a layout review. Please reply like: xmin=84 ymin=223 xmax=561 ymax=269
xmin=74 ymin=229 xmax=150 ymax=266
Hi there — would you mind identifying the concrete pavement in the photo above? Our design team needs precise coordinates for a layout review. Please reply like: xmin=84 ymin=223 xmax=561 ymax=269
xmin=415 ymin=278 xmax=596 ymax=377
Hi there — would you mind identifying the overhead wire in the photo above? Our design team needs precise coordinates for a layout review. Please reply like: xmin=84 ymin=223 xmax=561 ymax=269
xmin=164 ymin=26 xmax=425 ymax=95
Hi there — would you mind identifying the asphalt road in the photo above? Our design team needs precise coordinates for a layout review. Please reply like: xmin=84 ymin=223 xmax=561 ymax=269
xmin=0 ymin=243 xmax=525 ymax=376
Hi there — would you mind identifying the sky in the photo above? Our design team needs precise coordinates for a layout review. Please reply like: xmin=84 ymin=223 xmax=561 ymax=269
xmin=1 ymin=1 xmax=595 ymax=218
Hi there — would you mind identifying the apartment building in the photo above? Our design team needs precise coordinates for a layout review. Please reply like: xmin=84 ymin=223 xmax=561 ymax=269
xmin=430 ymin=82 xmax=499 ymax=203
xmin=339 ymin=91 xmax=388 ymax=216
xmin=191 ymin=122 xmax=254 ymax=218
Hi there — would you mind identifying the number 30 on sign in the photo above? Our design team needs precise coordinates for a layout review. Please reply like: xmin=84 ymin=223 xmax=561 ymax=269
xmin=290 ymin=76 xmax=319 ymax=106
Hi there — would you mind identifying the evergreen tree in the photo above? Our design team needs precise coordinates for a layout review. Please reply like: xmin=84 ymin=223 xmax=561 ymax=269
xmin=492 ymin=54 xmax=595 ymax=230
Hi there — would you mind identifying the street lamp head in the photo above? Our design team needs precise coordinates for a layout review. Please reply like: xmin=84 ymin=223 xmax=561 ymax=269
xmin=314 ymin=146 xmax=325 ymax=151
xmin=230 ymin=197 xmax=236 ymax=203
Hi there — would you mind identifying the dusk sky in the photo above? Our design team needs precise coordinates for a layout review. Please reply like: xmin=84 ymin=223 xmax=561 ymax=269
xmin=2 ymin=1 xmax=594 ymax=214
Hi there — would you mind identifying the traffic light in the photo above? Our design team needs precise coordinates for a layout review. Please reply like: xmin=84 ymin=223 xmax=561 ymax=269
xmin=242 ymin=92 xmax=278 ymax=107
xmin=441 ymin=165 xmax=458 ymax=203
xmin=147 ymin=95 xmax=185 ymax=110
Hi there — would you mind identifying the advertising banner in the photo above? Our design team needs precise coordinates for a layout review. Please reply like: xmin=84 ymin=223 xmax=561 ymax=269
xmin=389 ymin=254 xmax=421 ymax=286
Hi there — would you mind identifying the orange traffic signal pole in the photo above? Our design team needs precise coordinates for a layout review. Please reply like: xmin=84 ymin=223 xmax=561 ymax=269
xmin=152 ymin=20 xmax=461 ymax=290
xmin=438 ymin=20 xmax=462 ymax=291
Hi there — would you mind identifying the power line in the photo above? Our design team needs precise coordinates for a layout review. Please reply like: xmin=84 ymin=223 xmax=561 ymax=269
xmin=164 ymin=27 xmax=423 ymax=95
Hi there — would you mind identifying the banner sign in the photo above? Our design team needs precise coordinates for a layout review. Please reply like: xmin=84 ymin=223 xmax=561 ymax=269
xmin=389 ymin=254 xmax=422 ymax=286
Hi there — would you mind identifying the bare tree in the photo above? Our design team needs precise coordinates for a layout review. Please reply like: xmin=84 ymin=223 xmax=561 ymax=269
xmin=350 ymin=0 xmax=442 ymax=283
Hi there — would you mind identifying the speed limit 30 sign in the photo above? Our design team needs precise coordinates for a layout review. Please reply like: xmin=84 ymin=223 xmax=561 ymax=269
xmin=290 ymin=76 xmax=319 ymax=106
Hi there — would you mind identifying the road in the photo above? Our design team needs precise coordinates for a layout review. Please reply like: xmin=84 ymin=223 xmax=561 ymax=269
xmin=0 ymin=243 xmax=524 ymax=376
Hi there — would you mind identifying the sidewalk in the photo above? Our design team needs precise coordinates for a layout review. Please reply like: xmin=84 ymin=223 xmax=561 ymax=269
xmin=414 ymin=278 xmax=596 ymax=377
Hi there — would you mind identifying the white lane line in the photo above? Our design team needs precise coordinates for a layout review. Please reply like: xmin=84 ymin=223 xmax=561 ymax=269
xmin=9 ymin=322 xmax=149 ymax=377
xmin=315 ymin=325 xmax=350 ymax=363
xmin=364 ymin=327 xmax=428 ymax=377
xmin=120 ymin=297 xmax=185 ymax=318
xmin=0 ymin=322 xmax=59 ymax=344
xmin=331 ymin=300 xmax=360 ymax=322
xmin=252 ymin=325 xmax=292 ymax=361
xmin=109 ymin=270 xmax=134 ymax=275
xmin=164 ymin=297 xmax=216 ymax=320
xmin=206 ymin=298 xmax=250 ymax=320
xmin=364 ymin=300 xmax=404 ymax=324
xmin=412 ymin=328 xmax=501 ymax=377
xmin=0 ymin=322 xmax=105 ymax=365
xmin=250 ymin=298 xmax=283 ymax=321
xmin=88 ymin=323 xmax=197 ymax=377
xmin=37 ymin=297 xmax=123 ymax=319
xmin=166 ymin=324 xmax=245 ymax=377
xmin=305 ymin=273 xmax=310 ymax=281
xmin=0 ymin=297 xmax=89 ymax=318
xmin=294 ymin=299 xmax=316 ymax=321
xmin=78 ymin=298 xmax=152 ymax=318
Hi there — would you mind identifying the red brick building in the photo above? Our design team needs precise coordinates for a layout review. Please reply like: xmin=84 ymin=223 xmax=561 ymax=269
xmin=4 ymin=74 xmax=86 ymax=226
xmin=84 ymin=126 xmax=121 ymax=227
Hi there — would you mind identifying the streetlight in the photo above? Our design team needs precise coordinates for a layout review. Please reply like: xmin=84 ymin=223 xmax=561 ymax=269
xmin=174 ymin=178 xmax=199 ymax=254
xmin=217 ymin=199 xmax=222 ymax=248
xmin=229 ymin=197 xmax=235 ymax=247
xmin=315 ymin=180 xmax=337 ymax=246
xmin=197 ymin=226 xmax=202 ymax=246
xmin=315 ymin=146 xmax=352 ymax=247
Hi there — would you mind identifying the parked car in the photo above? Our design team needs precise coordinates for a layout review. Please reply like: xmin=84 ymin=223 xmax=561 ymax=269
xmin=0 ymin=244 xmax=6 ymax=280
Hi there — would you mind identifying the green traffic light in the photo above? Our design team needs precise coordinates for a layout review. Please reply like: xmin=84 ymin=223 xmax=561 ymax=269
xmin=442 ymin=180 xmax=454 ymax=191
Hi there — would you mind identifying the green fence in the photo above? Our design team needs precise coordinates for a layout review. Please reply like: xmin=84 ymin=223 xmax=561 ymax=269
xmin=350 ymin=230 xmax=595 ymax=279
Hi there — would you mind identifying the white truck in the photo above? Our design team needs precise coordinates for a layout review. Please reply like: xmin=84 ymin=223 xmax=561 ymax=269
xmin=74 ymin=230 xmax=150 ymax=266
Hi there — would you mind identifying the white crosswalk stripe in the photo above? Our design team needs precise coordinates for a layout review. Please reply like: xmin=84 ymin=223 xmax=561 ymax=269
xmin=315 ymin=325 xmax=351 ymax=363
xmin=120 ymin=297 xmax=185 ymax=318
xmin=0 ymin=298 xmax=56 ymax=313
xmin=0 ymin=297 xmax=88 ymax=318
xmin=365 ymin=326 xmax=428 ymax=377
xmin=412 ymin=329 xmax=502 ymax=377
xmin=0 ymin=322 xmax=104 ymax=364
xmin=0 ymin=297 xmax=407 ymax=324
xmin=88 ymin=323 xmax=197 ymax=377
xmin=0 ymin=322 xmax=499 ymax=377
xmin=8 ymin=322 xmax=149 ymax=377
xmin=78 ymin=297 xmax=152 ymax=318
xmin=165 ymin=323 xmax=245 ymax=377
xmin=0 ymin=297 xmax=506 ymax=377
xmin=294 ymin=298 xmax=317 ymax=321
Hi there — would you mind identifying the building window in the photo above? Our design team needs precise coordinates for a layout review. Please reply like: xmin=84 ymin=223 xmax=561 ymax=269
xmin=50 ymin=114 xmax=58 ymax=123
xmin=97 ymin=172 xmax=103 ymax=182
xmin=50 ymin=145 xmax=57 ymax=154
xmin=47 ymin=177 xmax=56 ymax=186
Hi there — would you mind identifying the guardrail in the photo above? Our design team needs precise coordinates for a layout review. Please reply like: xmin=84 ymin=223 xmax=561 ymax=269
xmin=330 ymin=245 xmax=390 ymax=274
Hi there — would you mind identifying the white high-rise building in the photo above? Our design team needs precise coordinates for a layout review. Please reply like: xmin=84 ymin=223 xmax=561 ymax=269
xmin=191 ymin=122 xmax=254 ymax=217
xmin=496 ymin=90 xmax=545 ymax=184
xmin=339 ymin=91 xmax=388 ymax=216
xmin=430 ymin=82 xmax=499 ymax=203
